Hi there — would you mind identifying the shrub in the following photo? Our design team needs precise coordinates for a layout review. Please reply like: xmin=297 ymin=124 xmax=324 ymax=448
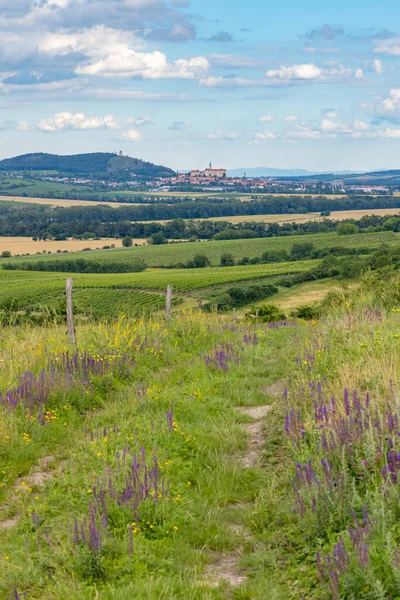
xmin=294 ymin=304 xmax=320 ymax=320
xmin=246 ymin=303 xmax=286 ymax=323
xmin=189 ymin=254 xmax=210 ymax=269
xmin=337 ymin=222 xmax=359 ymax=235
xmin=122 ymin=236 xmax=133 ymax=248
xmin=220 ymin=253 xmax=235 ymax=267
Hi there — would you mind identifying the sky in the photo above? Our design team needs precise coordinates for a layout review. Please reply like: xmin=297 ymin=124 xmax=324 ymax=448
xmin=2 ymin=0 xmax=400 ymax=172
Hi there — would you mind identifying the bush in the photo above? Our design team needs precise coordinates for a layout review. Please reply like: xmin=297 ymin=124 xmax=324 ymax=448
xmin=337 ymin=222 xmax=359 ymax=235
xmin=147 ymin=232 xmax=166 ymax=245
xmin=1 ymin=250 xmax=11 ymax=258
xmin=220 ymin=253 xmax=235 ymax=267
xmin=294 ymin=304 xmax=320 ymax=320
xmin=290 ymin=242 xmax=315 ymax=260
xmin=246 ymin=303 xmax=286 ymax=323
xmin=189 ymin=254 xmax=210 ymax=269
xmin=122 ymin=236 xmax=133 ymax=248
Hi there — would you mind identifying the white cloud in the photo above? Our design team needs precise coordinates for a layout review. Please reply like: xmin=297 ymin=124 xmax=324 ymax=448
xmin=379 ymin=128 xmax=400 ymax=138
xmin=267 ymin=63 xmax=322 ymax=80
xmin=259 ymin=115 xmax=273 ymax=123
xmin=285 ymin=115 xmax=299 ymax=122
xmin=208 ymin=129 xmax=237 ymax=140
xmin=254 ymin=131 xmax=276 ymax=140
xmin=199 ymin=75 xmax=260 ymax=87
xmin=126 ymin=115 xmax=151 ymax=127
xmin=37 ymin=111 xmax=120 ymax=132
xmin=266 ymin=62 xmax=364 ymax=83
xmin=375 ymin=38 xmax=400 ymax=56
xmin=373 ymin=59 xmax=384 ymax=75
xmin=38 ymin=26 xmax=209 ymax=79
xmin=16 ymin=120 xmax=29 ymax=131
xmin=120 ymin=129 xmax=141 ymax=141
xmin=353 ymin=120 xmax=369 ymax=131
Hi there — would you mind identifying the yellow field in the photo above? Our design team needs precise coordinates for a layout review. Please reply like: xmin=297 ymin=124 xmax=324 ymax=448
xmin=0 ymin=196 xmax=144 ymax=208
xmin=209 ymin=208 xmax=400 ymax=224
xmin=0 ymin=237 xmax=146 ymax=256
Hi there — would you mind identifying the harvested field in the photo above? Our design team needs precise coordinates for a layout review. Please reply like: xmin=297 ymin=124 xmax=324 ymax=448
xmin=209 ymin=207 xmax=400 ymax=224
xmin=0 ymin=237 xmax=146 ymax=256
xmin=0 ymin=195 xmax=145 ymax=208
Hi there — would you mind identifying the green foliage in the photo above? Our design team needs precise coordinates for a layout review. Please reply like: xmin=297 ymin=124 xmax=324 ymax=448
xmin=187 ymin=254 xmax=211 ymax=268
xmin=220 ymin=252 xmax=235 ymax=267
xmin=290 ymin=242 xmax=315 ymax=260
xmin=246 ymin=303 xmax=286 ymax=323
xmin=1 ymin=250 xmax=11 ymax=258
xmin=337 ymin=222 xmax=359 ymax=235
xmin=121 ymin=236 xmax=133 ymax=248
xmin=294 ymin=304 xmax=320 ymax=320
xmin=147 ymin=232 xmax=167 ymax=245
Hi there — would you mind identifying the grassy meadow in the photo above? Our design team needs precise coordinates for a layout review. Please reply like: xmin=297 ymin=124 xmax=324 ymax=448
xmin=2 ymin=273 xmax=400 ymax=597
xmin=4 ymin=231 xmax=398 ymax=268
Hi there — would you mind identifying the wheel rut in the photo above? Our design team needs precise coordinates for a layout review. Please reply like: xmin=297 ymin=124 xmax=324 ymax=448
xmin=200 ymin=386 xmax=280 ymax=592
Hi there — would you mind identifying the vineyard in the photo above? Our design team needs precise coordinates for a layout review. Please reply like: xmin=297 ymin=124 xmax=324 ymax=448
xmin=4 ymin=231 xmax=399 ymax=269
xmin=0 ymin=260 xmax=315 ymax=318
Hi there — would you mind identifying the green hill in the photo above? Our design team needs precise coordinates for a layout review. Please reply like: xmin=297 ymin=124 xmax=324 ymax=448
xmin=0 ymin=152 xmax=176 ymax=178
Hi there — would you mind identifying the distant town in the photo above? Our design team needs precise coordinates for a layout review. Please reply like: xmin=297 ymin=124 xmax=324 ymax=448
xmin=9 ymin=160 xmax=394 ymax=196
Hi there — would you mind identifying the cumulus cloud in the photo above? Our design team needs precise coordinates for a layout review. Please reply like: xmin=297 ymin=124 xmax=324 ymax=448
xmin=251 ymin=131 xmax=276 ymax=142
xmin=266 ymin=62 xmax=364 ymax=83
xmin=208 ymin=129 xmax=237 ymax=140
xmin=368 ymin=89 xmax=400 ymax=123
xmin=285 ymin=115 xmax=299 ymax=122
xmin=37 ymin=111 xmax=120 ymax=132
xmin=38 ymin=26 xmax=209 ymax=79
xmin=259 ymin=115 xmax=273 ymax=123
xmin=267 ymin=63 xmax=322 ymax=80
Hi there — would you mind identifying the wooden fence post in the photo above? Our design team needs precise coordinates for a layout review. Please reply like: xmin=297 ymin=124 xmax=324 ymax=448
xmin=66 ymin=278 xmax=76 ymax=344
xmin=213 ymin=303 xmax=218 ymax=314
xmin=166 ymin=285 xmax=173 ymax=322
xmin=197 ymin=298 xmax=203 ymax=310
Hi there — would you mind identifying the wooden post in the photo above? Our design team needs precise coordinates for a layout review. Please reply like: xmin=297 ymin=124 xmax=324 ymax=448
xmin=256 ymin=309 xmax=259 ymax=322
xmin=66 ymin=278 xmax=76 ymax=344
xmin=213 ymin=303 xmax=218 ymax=314
xmin=166 ymin=285 xmax=173 ymax=322
xmin=197 ymin=298 xmax=203 ymax=310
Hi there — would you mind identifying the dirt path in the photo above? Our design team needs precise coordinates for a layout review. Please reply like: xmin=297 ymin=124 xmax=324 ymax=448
xmin=202 ymin=381 xmax=285 ymax=591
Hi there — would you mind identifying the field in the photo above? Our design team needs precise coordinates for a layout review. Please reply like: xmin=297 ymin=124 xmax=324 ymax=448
xmin=2 ymin=273 xmax=400 ymax=597
xmin=0 ymin=196 xmax=145 ymax=208
xmin=0 ymin=237 xmax=146 ymax=256
xmin=5 ymin=230 xmax=399 ymax=268
xmin=0 ymin=260 xmax=316 ymax=319
xmin=210 ymin=207 xmax=400 ymax=224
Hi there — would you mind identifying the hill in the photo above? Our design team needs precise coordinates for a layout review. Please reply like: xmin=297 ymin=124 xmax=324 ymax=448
xmin=0 ymin=152 xmax=176 ymax=178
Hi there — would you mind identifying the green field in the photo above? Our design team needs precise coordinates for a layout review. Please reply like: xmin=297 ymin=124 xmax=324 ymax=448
xmin=0 ymin=260 xmax=316 ymax=319
xmin=5 ymin=230 xmax=399 ymax=268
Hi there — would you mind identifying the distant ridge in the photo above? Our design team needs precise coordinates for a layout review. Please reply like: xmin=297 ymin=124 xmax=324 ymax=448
xmin=0 ymin=152 xmax=176 ymax=178
xmin=227 ymin=167 xmax=316 ymax=178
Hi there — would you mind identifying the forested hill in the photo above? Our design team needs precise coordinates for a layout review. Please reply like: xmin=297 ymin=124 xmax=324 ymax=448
xmin=0 ymin=153 xmax=176 ymax=178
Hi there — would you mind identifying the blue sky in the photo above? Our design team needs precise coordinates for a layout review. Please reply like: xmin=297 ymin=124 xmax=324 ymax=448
xmin=1 ymin=0 xmax=400 ymax=172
